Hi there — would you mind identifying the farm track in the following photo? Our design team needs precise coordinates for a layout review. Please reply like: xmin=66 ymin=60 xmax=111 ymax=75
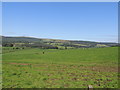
xmin=7 ymin=62 xmax=118 ymax=72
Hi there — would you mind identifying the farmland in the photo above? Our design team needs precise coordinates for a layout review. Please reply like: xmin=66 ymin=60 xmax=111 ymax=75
xmin=2 ymin=47 xmax=118 ymax=88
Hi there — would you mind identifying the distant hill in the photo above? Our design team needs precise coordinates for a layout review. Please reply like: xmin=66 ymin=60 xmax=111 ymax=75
xmin=1 ymin=36 xmax=118 ymax=48
xmin=2 ymin=36 xmax=43 ymax=43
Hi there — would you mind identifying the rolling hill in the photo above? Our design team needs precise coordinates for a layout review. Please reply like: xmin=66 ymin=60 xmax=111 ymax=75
xmin=1 ymin=36 xmax=118 ymax=48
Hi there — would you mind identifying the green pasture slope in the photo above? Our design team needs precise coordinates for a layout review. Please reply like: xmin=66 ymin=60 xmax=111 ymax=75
xmin=2 ymin=47 xmax=118 ymax=88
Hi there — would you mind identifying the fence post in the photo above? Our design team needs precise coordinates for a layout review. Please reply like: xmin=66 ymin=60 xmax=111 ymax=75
xmin=88 ymin=85 xmax=93 ymax=90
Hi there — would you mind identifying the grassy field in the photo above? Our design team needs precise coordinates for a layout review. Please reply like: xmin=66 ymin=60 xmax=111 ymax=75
xmin=2 ymin=47 xmax=118 ymax=88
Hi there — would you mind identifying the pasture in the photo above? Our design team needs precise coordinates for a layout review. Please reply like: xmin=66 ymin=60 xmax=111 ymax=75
xmin=2 ymin=47 xmax=118 ymax=88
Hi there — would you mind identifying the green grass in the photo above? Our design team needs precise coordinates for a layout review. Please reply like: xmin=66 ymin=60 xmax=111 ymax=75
xmin=2 ymin=47 xmax=118 ymax=88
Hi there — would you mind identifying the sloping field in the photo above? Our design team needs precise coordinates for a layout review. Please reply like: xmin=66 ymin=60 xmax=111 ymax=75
xmin=2 ymin=47 xmax=118 ymax=88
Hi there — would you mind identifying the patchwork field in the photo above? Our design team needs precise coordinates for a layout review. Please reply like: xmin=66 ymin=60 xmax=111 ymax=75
xmin=2 ymin=47 xmax=118 ymax=88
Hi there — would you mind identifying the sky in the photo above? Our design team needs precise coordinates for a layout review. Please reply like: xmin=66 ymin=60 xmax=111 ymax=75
xmin=0 ymin=2 xmax=2 ymax=35
xmin=2 ymin=2 xmax=118 ymax=42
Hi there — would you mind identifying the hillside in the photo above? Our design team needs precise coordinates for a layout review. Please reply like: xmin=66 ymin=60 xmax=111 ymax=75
xmin=1 ymin=36 xmax=118 ymax=49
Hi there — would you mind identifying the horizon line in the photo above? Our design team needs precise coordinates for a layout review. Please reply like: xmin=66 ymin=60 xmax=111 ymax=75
xmin=1 ymin=35 xmax=118 ymax=43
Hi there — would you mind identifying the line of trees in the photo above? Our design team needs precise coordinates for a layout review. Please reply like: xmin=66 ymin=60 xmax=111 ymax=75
xmin=2 ymin=42 xmax=59 ymax=49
